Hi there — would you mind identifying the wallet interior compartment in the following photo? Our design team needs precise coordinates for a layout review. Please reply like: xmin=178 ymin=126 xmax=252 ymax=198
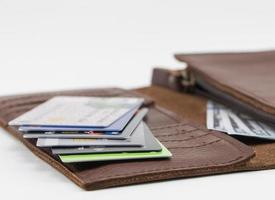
xmin=0 ymin=87 xmax=254 ymax=190
xmin=174 ymin=51 xmax=275 ymax=124
xmin=193 ymin=72 xmax=275 ymax=125
xmin=136 ymin=86 xmax=275 ymax=173
xmin=152 ymin=66 xmax=275 ymax=124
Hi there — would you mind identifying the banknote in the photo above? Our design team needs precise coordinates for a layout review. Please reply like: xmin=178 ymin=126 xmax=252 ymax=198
xmin=207 ymin=101 xmax=227 ymax=132
xmin=207 ymin=100 xmax=275 ymax=140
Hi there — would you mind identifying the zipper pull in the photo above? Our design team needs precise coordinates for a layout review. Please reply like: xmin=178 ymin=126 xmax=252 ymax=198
xmin=180 ymin=68 xmax=196 ymax=92
xmin=152 ymin=67 xmax=196 ymax=93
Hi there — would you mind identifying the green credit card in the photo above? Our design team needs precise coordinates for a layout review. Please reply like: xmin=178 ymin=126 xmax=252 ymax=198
xmin=59 ymin=142 xmax=172 ymax=163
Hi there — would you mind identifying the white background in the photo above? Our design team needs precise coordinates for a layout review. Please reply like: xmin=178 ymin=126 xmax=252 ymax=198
xmin=0 ymin=0 xmax=275 ymax=199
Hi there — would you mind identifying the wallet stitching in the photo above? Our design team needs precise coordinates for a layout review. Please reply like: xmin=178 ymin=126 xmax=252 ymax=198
xmin=157 ymin=131 xmax=204 ymax=138
xmin=159 ymin=132 xmax=211 ymax=142
xmin=151 ymin=123 xmax=189 ymax=130
xmin=79 ymin=137 xmax=246 ymax=181
xmin=207 ymin=131 xmax=254 ymax=164
xmin=89 ymin=159 xmax=246 ymax=189
xmin=154 ymin=107 xmax=182 ymax=123
xmin=84 ymin=129 xmax=251 ymax=181
xmin=165 ymin=138 xmax=221 ymax=148
xmin=154 ymin=128 xmax=199 ymax=137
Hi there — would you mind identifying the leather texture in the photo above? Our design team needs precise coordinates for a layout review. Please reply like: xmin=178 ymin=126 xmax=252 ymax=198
xmin=175 ymin=50 xmax=275 ymax=118
xmin=137 ymin=86 xmax=275 ymax=175
xmin=0 ymin=87 xmax=254 ymax=190
xmin=151 ymin=53 xmax=275 ymax=178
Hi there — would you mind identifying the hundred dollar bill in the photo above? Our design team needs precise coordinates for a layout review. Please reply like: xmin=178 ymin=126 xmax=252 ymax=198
xmin=207 ymin=100 xmax=275 ymax=140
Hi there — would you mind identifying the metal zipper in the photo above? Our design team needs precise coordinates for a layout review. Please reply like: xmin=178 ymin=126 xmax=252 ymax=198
xmin=179 ymin=68 xmax=196 ymax=92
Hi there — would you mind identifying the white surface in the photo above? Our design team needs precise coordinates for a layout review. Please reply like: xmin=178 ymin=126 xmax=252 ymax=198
xmin=0 ymin=0 xmax=275 ymax=199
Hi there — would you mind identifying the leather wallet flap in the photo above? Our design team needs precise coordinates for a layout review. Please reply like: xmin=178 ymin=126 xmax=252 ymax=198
xmin=174 ymin=50 xmax=275 ymax=123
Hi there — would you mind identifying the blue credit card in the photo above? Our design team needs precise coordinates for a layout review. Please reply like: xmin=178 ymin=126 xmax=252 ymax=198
xmin=19 ymin=107 xmax=138 ymax=133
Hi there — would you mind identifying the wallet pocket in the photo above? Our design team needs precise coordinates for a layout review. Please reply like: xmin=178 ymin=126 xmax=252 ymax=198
xmin=0 ymin=88 xmax=254 ymax=190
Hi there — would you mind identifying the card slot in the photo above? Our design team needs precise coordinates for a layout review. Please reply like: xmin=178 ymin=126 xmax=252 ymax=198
xmin=150 ymin=123 xmax=196 ymax=136
xmin=167 ymin=139 xmax=221 ymax=149
xmin=150 ymin=123 xmax=188 ymax=130
xmin=156 ymin=129 xmax=203 ymax=138
xmin=67 ymin=133 xmax=237 ymax=173
xmin=76 ymin=149 xmax=244 ymax=184
xmin=152 ymin=125 xmax=199 ymax=135
xmin=92 ymin=154 xmax=242 ymax=179
xmin=157 ymin=131 xmax=210 ymax=142
xmin=161 ymin=135 xmax=219 ymax=148
xmin=57 ymin=133 xmax=219 ymax=169
xmin=153 ymin=128 xmax=201 ymax=138
xmin=151 ymin=123 xmax=194 ymax=131
xmin=74 ymin=134 xmax=249 ymax=187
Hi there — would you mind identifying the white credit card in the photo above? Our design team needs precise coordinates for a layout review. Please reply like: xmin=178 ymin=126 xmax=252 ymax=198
xmin=9 ymin=96 xmax=143 ymax=127
xmin=23 ymin=108 xmax=149 ymax=139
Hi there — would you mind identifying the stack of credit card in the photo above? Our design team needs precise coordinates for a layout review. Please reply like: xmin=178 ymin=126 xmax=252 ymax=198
xmin=9 ymin=96 xmax=172 ymax=163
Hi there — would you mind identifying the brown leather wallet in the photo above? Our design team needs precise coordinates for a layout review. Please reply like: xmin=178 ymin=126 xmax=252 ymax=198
xmin=0 ymin=87 xmax=254 ymax=190
xmin=151 ymin=50 xmax=275 ymax=181
xmin=3 ymin=50 xmax=275 ymax=190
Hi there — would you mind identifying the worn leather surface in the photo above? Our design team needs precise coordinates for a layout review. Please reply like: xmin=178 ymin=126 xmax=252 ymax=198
xmin=175 ymin=50 xmax=275 ymax=116
xmin=150 ymin=66 xmax=275 ymax=173
xmin=0 ymin=87 xmax=254 ymax=190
